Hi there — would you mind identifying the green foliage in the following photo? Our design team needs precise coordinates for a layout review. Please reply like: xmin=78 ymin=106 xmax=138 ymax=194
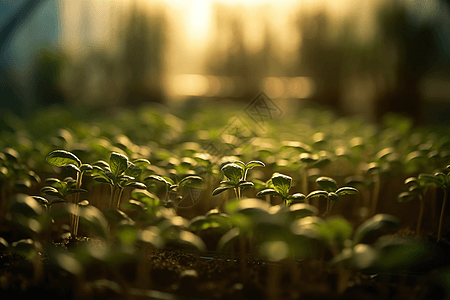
xmin=213 ymin=160 xmax=264 ymax=199
xmin=256 ymin=173 xmax=306 ymax=205
xmin=306 ymin=176 xmax=359 ymax=215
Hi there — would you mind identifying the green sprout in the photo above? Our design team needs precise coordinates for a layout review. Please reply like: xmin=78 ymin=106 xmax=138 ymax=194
xmin=212 ymin=161 xmax=264 ymax=200
xmin=91 ymin=152 xmax=148 ymax=211
xmin=306 ymin=176 xmax=359 ymax=216
xmin=397 ymin=176 xmax=430 ymax=236
xmin=46 ymin=150 xmax=92 ymax=238
xmin=418 ymin=166 xmax=450 ymax=241
xmin=144 ymin=174 xmax=202 ymax=207
xmin=256 ymin=173 xmax=306 ymax=206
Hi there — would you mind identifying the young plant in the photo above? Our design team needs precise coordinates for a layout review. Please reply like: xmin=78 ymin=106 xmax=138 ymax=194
xmin=212 ymin=161 xmax=264 ymax=200
xmin=46 ymin=150 xmax=92 ymax=238
xmin=256 ymin=173 xmax=306 ymax=206
xmin=0 ymin=148 xmax=41 ymax=221
xmin=397 ymin=176 xmax=430 ymax=236
xmin=306 ymin=177 xmax=359 ymax=216
xmin=91 ymin=152 xmax=148 ymax=211
xmin=144 ymin=174 xmax=202 ymax=206
xmin=418 ymin=167 xmax=450 ymax=241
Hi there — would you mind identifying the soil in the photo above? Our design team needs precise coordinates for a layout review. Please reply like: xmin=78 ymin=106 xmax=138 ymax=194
xmin=1 ymin=234 xmax=449 ymax=300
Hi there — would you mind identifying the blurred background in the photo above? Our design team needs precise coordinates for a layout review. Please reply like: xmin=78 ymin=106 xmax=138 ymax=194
xmin=1 ymin=0 xmax=450 ymax=125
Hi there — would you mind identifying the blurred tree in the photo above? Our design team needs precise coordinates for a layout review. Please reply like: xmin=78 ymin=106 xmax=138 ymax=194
xmin=295 ymin=10 xmax=358 ymax=112
xmin=206 ymin=4 xmax=281 ymax=101
xmin=0 ymin=0 xmax=47 ymax=116
xmin=119 ymin=0 xmax=166 ymax=105
xmin=60 ymin=1 xmax=167 ymax=108
xmin=373 ymin=0 xmax=440 ymax=123
xmin=33 ymin=49 xmax=66 ymax=107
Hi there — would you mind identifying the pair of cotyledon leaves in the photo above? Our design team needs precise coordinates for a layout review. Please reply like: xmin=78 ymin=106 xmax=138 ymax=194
xmin=212 ymin=161 xmax=265 ymax=196
xmin=46 ymin=150 xmax=149 ymax=190
xmin=257 ymin=175 xmax=358 ymax=203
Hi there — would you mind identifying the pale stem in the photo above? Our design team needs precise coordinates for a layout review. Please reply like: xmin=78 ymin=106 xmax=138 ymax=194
xmin=416 ymin=194 xmax=424 ymax=236
xmin=370 ymin=171 xmax=381 ymax=216
xmin=438 ymin=189 xmax=447 ymax=242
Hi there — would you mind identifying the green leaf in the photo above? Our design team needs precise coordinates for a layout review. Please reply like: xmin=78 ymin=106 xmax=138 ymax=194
xmin=46 ymin=150 xmax=82 ymax=168
xmin=328 ymin=192 xmax=339 ymax=202
xmin=79 ymin=200 xmax=89 ymax=206
xmin=418 ymin=173 xmax=442 ymax=187
xmin=93 ymin=176 xmax=112 ymax=184
xmin=179 ymin=175 xmax=203 ymax=187
xmin=125 ymin=162 xmax=142 ymax=178
xmin=299 ymin=153 xmax=319 ymax=164
xmin=66 ymin=188 xmax=89 ymax=195
xmin=144 ymin=175 xmax=173 ymax=187
xmin=80 ymin=164 xmax=93 ymax=172
xmin=316 ymin=177 xmax=338 ymax=192
xmin=256 ymin=188 xmax=279 ymax=197
xmin=434 ymin=172 xmax=448 ymax=187
xmin=352 ymin=214 xmax=400 ymax=246
xmin=212 ymin=186 xmax=232 ymax=196
xmin=290 ymin=193 xmax=306 ymax=201
xmin=32 ymin=196 xmax=49 ymax=206
xmin=306 ymin=190 xmax=328 ymax=199
xmin=65 ymin=164 xmax=81 ymax=173
xmin=110 ymin=152 xmax=129 ymax=177
xmin=404 ymin=177 xmax=419 ymax=188
xmin=40 ymin=186 xmax=62 ymax=197
xmin=233 ymin=161 xmax=246 ymax=169
xmin=238 ymin=181 xmax=254 ymax=188
xmin=221 ymin=163 xmax=244 ymax=183
xmin=92 ymin=160 xmax=110 ymax=170
xmin=217 ymin=227 xmax=240 ymax=252
xmin=132 ymin=158 xmax=151 ymax=168
xmin=45 ymin=178 xmax=61 ymax=185
xmin=280 ymin=141 xmax=312 ymax=153
xmin=49 ymin=198 xmax=67 ymax=205
xmin=336 ymin=187 xmax=359 ymax=196
xmin=125 ymin=182 xmax=147 ymax=189
xmin=271 ymin=173 xmax=292 ymax=197
xmin=79 ymin=205 xmax=109 ymax=240
xmin=288 ymin=203 xmax=318 ymax=218
xmin=245 ymin=160 xmax=265 ymax=170
xmin=219 ymin=181 xmax=238 ymax=188
xmin=397 ymin=192 xmax=416 ymax=203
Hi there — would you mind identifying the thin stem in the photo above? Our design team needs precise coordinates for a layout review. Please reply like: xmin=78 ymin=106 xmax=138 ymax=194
xmin=109 ymin=185 xmax=118 ymax=210
xmin=265 ymin=194 xmax=271 ymax=204
xmin=416 ymin=194 xmax=424 ymax=236
xmin=329 ymin=201 xmax=335 ymax=215
xmin=326 ymin=198 xmax=330 ymax=215
xmin=438 ymin=189 xmax=447 ymax=242
xmin=370 ymin=171 xmax=380 ymax=216
xmin=0 ymin=185 xmax=7 ymax=222
xmin=240 ymin=235 xmax=246 ymax=282
xmin=235 ymin=187 xmax=240 ymax=200
xmin=109 ymin=185 xmax=115 ymax=210
xmin=116 ymin=188 xmax=124 ymax=210
xmin=165 ymin=184 xmax=169 ymax=203
xmin=71 ymin=171 xmax=82 ymax=238
xmin=302 ymin=169 xmax=309 ymax=204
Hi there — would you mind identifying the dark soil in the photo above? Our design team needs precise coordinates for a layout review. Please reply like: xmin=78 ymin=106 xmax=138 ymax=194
xmin=0 ymin=241 xmax=449 ymax=300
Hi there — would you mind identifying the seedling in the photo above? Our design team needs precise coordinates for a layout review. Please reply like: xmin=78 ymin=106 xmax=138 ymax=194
xmin=212 ymin=161 xmax=264 ymax=200
xmin=91 ymin=152 xmax=148 ymax=211
xmin=256 ymin=173 xmax=306 ymax=206
xmin=306 ymin=176 xmax=359 ymax=216
xmin=397 ymin=176 xmax=431 ymax=236
xmin=0 ymin=148 xmax=41 ymax=221
xmin=46 ymin=150 xmax=92 ymax=238
xmin=144 ymin=174 xmax=202 ymax=206
xmin=418 ymin=166 xmax=450 ymax=241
